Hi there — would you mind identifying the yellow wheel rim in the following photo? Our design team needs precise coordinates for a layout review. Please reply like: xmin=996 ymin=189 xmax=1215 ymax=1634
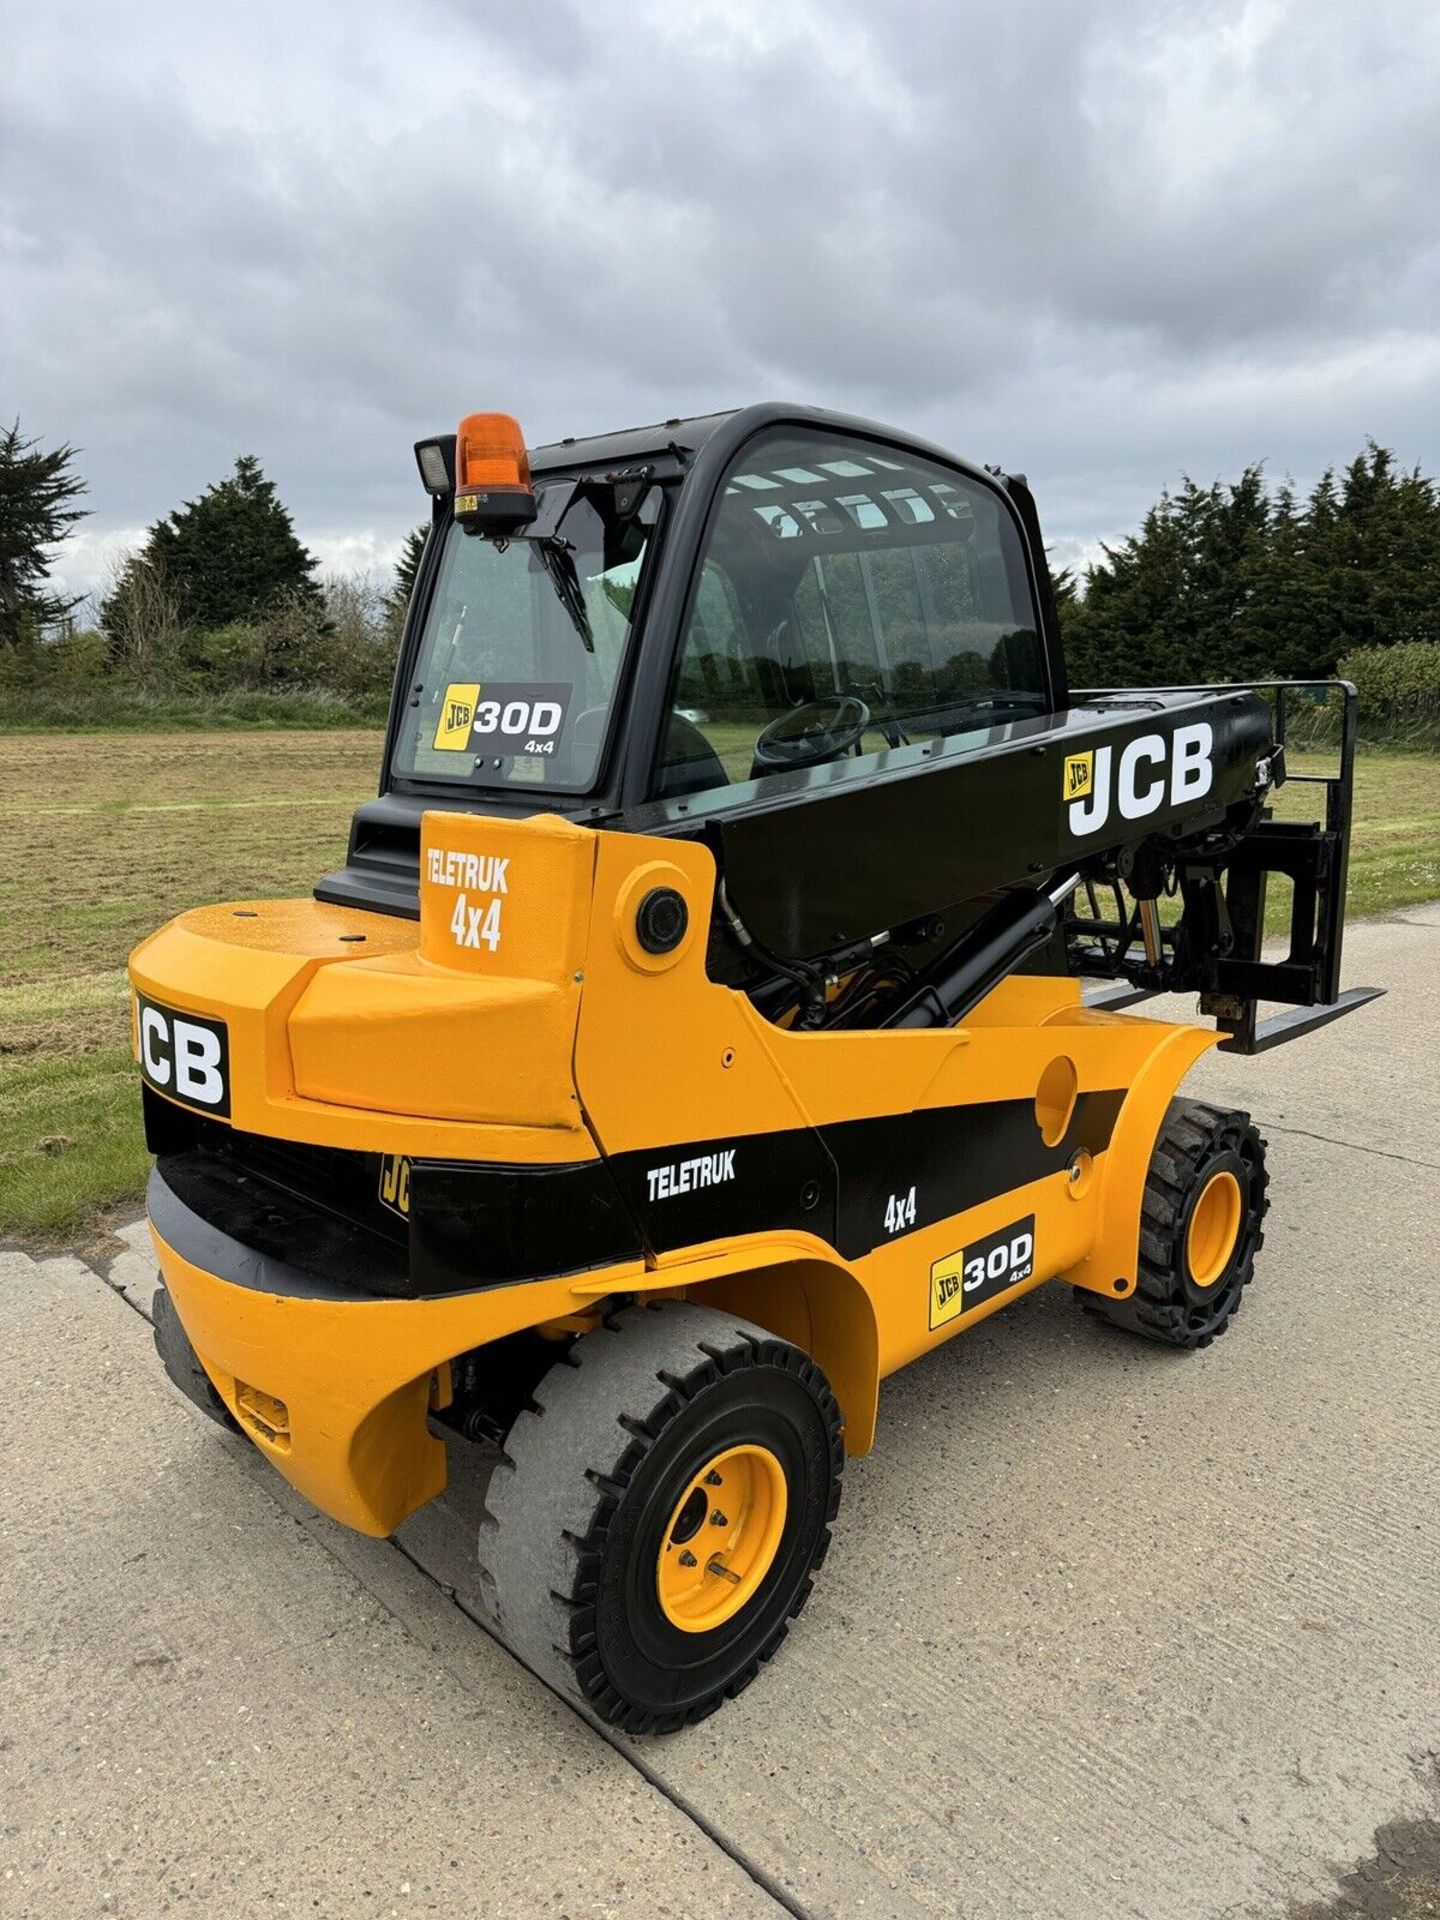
xmin=1186 ymin=1169 xmax=1243 ymax=1289
xmin=656 ymin=1443 xmax=788 ymax=1634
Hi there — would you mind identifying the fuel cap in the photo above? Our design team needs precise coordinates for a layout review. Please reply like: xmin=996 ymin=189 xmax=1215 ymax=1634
xmin=635 ymin=887 xmax=689 ymax=955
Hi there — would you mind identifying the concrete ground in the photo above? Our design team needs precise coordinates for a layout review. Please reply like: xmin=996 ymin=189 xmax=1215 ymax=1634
xmin=3 ymin=907 xmax=1437 ymax=1920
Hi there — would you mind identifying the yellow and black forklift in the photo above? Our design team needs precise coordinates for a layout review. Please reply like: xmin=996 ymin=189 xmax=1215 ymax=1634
xmin=131 ymin=404 xmax=1379 ymax=1731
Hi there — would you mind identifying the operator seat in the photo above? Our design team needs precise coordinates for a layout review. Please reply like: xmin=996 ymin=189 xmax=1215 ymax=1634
xmin=654 ymin=711 xmax=730 ymax=800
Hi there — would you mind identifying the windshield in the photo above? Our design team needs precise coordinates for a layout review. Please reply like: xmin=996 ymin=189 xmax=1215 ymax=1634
xmin=394 ymin=482 xmax=660 ymax=792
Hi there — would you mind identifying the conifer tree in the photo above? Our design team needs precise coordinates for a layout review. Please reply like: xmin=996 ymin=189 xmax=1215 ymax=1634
xmin=112 ymin=455 xmax=321 ymax=634
xmin=1058 ymin=443 xmax=1440 ymax=685
xmin=388 ymin=525 xmax=428 ymax=620
xmin=0 ymin=421 xmax=88 ymax=647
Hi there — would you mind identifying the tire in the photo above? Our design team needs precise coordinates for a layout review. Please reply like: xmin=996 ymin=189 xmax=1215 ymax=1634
xmin=476 ymin=1300 xmax=844 ymax=1734
xmin=152 ymin=1284 xmax=239 ymax=1430
xmin=1077 ymin=1097 xmax=1268 ymax=1349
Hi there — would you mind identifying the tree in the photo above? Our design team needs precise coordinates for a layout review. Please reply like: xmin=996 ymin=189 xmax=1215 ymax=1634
xmin=112 ymin=455 xmax=321 ymax=635
xmin=1061 ymin=490 xmax=1192 ymax=688
xmin=388 ymin=525 xmax=428 ymax=621
xmin=1323 ymin=443 xmax=1440 ymax=657
xmin=100 ymin=551 xmax=185 ymax=687
xmin=1048 ymin=564 xmax=1077 ymax=621
xmin=0 ymin=421 xmax=88 ymax=647
xmin=1059 ymin=443 xmax=1440 ymax=687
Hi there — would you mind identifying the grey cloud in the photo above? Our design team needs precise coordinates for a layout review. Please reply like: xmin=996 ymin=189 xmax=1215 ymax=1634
xmin=2 ymin=0 xmax=1437 ymax=597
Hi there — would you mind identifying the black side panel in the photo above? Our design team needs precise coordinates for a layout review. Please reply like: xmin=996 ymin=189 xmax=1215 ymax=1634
xmin=145 ymin=1090 xmax=409 ymax=1249
xmin=154 ymin=1147 xmax=645 ymax=1302
xmin=146 ymin=1090 xmax=644 ymax=1299
xmin=407 ymin=1158 xmax=643 ymax=1294
xmin=822 ymin=1090 xmax=1123 ymax=1259
xmin=149 ymin=1163 xmax=405 ymax=1301
xmin=602 ymin=1091 xmax=1126 ymax=1266
xmin=603 ymin=1130 xmax=839 ymax=1258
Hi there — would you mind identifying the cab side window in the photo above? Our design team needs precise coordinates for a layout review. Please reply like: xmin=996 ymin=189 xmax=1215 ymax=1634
xmin=653 ymin=430 xmax=1046 ymax=801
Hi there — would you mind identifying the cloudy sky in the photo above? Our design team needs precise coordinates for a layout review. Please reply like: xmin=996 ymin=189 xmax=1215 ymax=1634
xmin=4 ymin=0 xmax=1438 ymax=602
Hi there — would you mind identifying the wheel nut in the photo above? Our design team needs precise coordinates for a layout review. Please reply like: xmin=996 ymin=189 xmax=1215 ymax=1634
xmin=678 ymin=1550 xmax=698 ymax=1568
xmin=709 ymin=1511 xmax=728 ymax=1527
xmin=705 ymin=1470 xmax=723 ymax=1486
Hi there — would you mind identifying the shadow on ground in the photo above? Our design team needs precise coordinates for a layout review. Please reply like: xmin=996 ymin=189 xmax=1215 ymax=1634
xmin=1294 ymin=1791 xmax=1440 ymax=1919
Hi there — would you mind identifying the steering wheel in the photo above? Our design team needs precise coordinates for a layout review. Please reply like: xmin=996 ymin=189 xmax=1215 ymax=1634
xmin=751 ymin=695 xmax=871 ymax=775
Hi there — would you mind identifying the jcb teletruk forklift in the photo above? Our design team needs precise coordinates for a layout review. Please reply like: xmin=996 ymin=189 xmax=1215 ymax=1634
xmin=132 ymin=404 xmax=1378 ymax=1731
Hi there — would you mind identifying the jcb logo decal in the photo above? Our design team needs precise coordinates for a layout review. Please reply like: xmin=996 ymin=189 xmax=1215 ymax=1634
xmin=378 ymin=1154 xmax=412 ymax=1218
xmin=433 ymin=681 xmax=481 ymax=751
xmin=136 ymin=994 xmax=230 ymax=1117
xmin=1065 ymin=723 xmax=1213 ymax=838
xmin=1063 ymin=751 xmax=1093 ymax=800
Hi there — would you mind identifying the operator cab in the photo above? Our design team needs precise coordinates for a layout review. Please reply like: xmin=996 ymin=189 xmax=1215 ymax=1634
xmin=319 ymin=403 xmax=1069 ymax=930
xmin=316 ymin=401 xmax=1364 ymax=1056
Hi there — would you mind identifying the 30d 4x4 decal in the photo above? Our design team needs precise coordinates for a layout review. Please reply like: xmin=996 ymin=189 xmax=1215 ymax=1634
xmin=930 ymin=1214 xmax=1036 ymax=1330
xmin=432 ymin=680 xmax=570 ymax=755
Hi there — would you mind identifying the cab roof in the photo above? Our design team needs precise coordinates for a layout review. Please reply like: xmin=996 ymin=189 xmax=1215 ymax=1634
xmin=426 ymin=403 xmax=1018 ymax=502
xmin=528 ymin=409 xmax=740 ymax=474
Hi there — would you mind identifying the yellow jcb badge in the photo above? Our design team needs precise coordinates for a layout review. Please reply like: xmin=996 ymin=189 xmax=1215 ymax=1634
xmin=434 ymin=683 xmax=481 ymax=751
xmin=1063 ymin=751 xmax=1094 ymax=801
xmin=378 ymin=1154 xmax=412 ymax=1218
xmin=930 ymin=1254 xmax=968 ymax=1331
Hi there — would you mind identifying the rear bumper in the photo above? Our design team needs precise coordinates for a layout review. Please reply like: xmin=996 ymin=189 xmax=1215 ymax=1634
xmin=148 ymin=1167 xmax=639 ymax=1535
xmin=146 ymin=1085 xmax=644 ymax=1299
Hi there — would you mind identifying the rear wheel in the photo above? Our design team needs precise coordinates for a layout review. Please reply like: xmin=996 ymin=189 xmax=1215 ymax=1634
xmin=1078 ymin=1098 xmax=1268 ymax=1348
xmin=476 ymin=1301 xmax=844 ymax=1734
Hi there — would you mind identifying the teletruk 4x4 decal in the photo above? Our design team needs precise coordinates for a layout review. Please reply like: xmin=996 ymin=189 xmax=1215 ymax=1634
xmin=646 ymin=1149 xmax=737 ymax=1202
xmin=426 ymin=844 xmax=510 ymax=954
xmin=930 ymin=1213 xmax=1036 ymax=1329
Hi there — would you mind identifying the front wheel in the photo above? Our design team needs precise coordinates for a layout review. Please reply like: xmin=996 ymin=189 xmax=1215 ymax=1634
xmin=477 ymin=1301 xmax=844 ymax=1734
xmin=1077 ymin=1098 xmax=1268 ymax=1348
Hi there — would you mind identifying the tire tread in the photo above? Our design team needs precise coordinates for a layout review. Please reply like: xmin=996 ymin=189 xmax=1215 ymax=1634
xmin=476 ymin=1300 xmax=843 ymax=1733
xmin=1078 ymin=1097 xmax=1269 ymax=1349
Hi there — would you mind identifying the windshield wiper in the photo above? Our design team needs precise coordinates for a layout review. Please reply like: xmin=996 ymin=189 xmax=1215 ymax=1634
xmin=535 ymin=537 xmax=594 ymax=654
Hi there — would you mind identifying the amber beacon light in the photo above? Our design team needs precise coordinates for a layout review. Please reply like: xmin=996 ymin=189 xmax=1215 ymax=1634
xmin=453 ymin=411 xmax=538 ymax=532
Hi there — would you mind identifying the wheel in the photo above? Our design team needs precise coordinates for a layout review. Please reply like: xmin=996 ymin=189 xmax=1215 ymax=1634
xmin=476 ymin=1300 xmax=844 ymax=1734
xmin=1077 ymin=1098 xmax=1268 ymax=1348
xmin=152 ymin=1284 xmax=239 ymax=1430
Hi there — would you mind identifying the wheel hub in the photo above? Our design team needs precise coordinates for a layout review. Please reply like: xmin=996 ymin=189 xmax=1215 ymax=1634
xmin=1186 ymin=1167 xmax=1243 ymax=1290
xmin=656 ymin=1443 xmax=787 ymax=1633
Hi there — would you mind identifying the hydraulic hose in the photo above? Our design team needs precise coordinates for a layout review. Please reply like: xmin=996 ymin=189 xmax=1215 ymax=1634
xmin=879 ymin=872 xmax=1081 ymax=1031
xmin=717 ymin=876 xmax=826 ymax=1024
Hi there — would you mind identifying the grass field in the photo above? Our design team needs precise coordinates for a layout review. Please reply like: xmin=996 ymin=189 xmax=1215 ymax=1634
xmin=0 ymin=732 xmax=380 ymax=1248
xmin=2 ymin=731 xmax=1437 ymax=1249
